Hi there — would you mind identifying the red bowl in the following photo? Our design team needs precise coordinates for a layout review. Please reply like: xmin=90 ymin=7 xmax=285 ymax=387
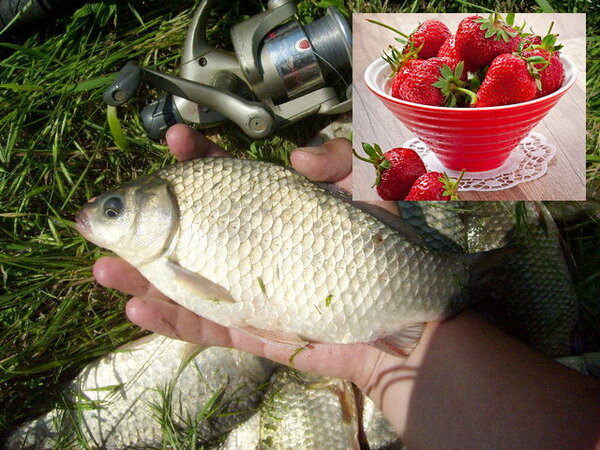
xmin=364 ymin=55 xmax=577 ymax=172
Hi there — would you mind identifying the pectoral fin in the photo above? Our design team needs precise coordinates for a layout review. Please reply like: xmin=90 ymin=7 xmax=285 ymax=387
xmin=370 ymin=323 xmax=425 ymax=357
xmin=179 ymin=343 xmax=207 ymax=364
xmin=167 ymin=259 xmax=237 ymax=303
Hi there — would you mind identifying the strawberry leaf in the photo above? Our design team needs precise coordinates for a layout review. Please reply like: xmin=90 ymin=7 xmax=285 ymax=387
xmin=381 ymin=44 xmax=419 ymax=77
xmin=433 ymin=61 xmax=477 ymax=107
xmin=354 ymin=142 xmax=390 ymax=188
xmin=439 ymin=170 xmax=464 ymax=200
xmin=362 ymin=142 xmax=378 ymax=159
xmin=475 ymin=13 xmax=517 ymax=42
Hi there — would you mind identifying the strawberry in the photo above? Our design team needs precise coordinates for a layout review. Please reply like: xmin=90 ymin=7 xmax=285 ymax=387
xmin=522 ymin=48 xmax=564 ymax=97
xmin=437 ymin=35 xmax=460 ymax=63
xmin=353 ymin=143 xmax=426 ymax=201
xmin=381 ymin=44 xmax=422 ymax=80
xmin=522 ymin=34 xmax=543 ymax=47
xmin=521 ymin=23 xmax=564 ymax=98
xmin=404 ymin=20 xmax=452 ymax=59
xmin=404 ymin=171 xmax=464 ymax=201
xmin=474 ymin=53 xmax=546 ymax=107
xmin=391 ymin=59 xmax=426 ymax=97
xmin=455 ymin=13 xmax=521 ymax=72
xmin=394 ymin=58 xmax=476 ymax=107
xmin=368 ymin=18 xmax=450 ymax=60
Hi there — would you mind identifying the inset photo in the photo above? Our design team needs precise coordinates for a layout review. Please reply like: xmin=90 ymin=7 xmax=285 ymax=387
xmin=352 ymin=13 xmax=585 ymax=201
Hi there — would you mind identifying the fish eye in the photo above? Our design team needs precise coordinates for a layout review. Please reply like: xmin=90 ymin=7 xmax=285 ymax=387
xmin=103 ymin=196 xmax=124 ymax=218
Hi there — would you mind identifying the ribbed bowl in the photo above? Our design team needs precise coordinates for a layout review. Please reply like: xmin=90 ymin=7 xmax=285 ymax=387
xmin=364 ymin=55 xmax=577 ymax=172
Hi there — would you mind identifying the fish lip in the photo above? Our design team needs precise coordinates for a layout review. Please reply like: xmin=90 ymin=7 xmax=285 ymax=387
xmin=75 ymin=207 xmax=91 ymax=237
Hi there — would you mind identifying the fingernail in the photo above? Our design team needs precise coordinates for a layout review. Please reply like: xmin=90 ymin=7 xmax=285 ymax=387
xmin=292 ymin=146 xmax=328 ymax=155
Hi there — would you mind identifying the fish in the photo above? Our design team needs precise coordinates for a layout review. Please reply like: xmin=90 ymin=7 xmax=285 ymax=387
xmin=397 ymin=201 xmax=466 ymax=252
xmin=557 ymin=352 xmax=600 ymax=378
xmin=6 ymin=334 xmax=276 ymax=449
xmin=219 ymin=368 xmax=360 ymax=450
xmin=76 ymin=157 xmax=498 ymax=356
xmin=398 ymin=201 xmax=579 ymax=357
xmin=257 ymin=369 xmax=360 ymax=449
xmin=362 ymin=396 xmax=403 ymax=450
xmin=216 ymin=411 xmax=261 ymax=449
xmin=465 ymin=202 xmax=578 ymax=357
xmin=545 ymin=179 xmax=600 ymax=222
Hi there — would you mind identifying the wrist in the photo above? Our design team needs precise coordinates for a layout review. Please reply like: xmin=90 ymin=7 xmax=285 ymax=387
xmin=352 ymin=321 xmax=441 ymax=435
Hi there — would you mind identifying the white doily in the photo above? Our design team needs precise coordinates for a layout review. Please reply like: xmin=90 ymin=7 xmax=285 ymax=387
xmin=404 ymin=132 xmax=557 ymax=192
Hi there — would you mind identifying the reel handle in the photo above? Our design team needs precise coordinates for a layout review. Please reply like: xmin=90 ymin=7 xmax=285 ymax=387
xmin=104 ymin=62 xmax=276 ymax=139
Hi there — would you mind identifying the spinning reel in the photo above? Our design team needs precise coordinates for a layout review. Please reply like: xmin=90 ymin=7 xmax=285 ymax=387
xmin=103 ymin=0 xmax=352 ymax=140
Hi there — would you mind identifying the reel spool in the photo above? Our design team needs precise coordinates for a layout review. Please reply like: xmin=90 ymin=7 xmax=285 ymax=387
xmin=103 ymin=0 xmax=352 ymax=140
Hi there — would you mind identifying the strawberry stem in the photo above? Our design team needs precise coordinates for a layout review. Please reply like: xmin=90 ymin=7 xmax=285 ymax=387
xmin=456 ymin=87 xmax=478 ymax=105
xmin=366 ymin=19 xmax=410 ymax=39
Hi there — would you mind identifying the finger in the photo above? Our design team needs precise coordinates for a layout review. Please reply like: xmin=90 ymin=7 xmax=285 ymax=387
xmin=290 ymin=138 xmax=352 ymax=191
xmin=291 ymin=138 xmax=399 ymax=215
xmin=93 ymin=256 xmax=171 ymax=302
xmin=125 ymin=292 xmax=383 ymax=382
xmin=370 ymin=200 xmax=400 ymax=215
xmin=227 ymin=327 xmax=379 ymax=382
xmin=125 ymin=297 xmax=234 ymax=347
xmin=165 ymin=124 xmax=229 ymax=161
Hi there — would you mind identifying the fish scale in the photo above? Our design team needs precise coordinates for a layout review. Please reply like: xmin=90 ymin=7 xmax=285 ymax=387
xmin=6 ymin=335 xmax=276 ymax=449
xmin=154 ymin=158 xmax=469 ymax=343
xmin=466 ymin=202 xmax=578 ymax=357
xmin=398 ymin=201 xmax=579 ymax=357
xmin=257 ymin=369 xmax=360 ymax=449
xmin=78 ymin=158 xmax=473 ymax=351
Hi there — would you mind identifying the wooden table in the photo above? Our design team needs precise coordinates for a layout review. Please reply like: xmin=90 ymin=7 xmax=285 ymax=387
xmin=352 ymin=13 xmax=586 ymax=201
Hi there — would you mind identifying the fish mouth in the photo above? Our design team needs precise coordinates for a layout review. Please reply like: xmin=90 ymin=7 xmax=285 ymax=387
xmin=75 ymin=196 xmax=99 ymax=237
xmin=75 ymin=206 xmax=92 ymax=237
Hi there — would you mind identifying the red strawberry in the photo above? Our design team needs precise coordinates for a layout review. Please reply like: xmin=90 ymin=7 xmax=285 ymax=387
xmin=437 ymin=35 xmax=460 ymax=63
xmin=368 ymin=18 xmax=450 ymax=60
xmin=521 ymin=24 xmax=564 ymax=98
xmin=405 ymin=20 xmax=452 ymax=59
xmin=381 ymin=43 xmax=422 ymax=81
xmin=404 ymin=171 xmax=463 ymax=201
xmin=394 ymin=58 xmax=476 ymax=107
xmin=474 ymin=53 xmax=540 ymax=107
xmin=391 ymin=59 xmax=426 ymax=97
xmin=522 ymin=48 xmax=564 ymax=97
xmin=353 ymin=143 xmax=426 ymax=201
xmin=522 ymin=34 xmax=543 ymax=47
xmin=455 ymin=14 xmax=521 ymax=72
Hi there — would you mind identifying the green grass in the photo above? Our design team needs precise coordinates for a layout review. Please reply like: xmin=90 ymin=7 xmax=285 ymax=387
xmin=0 ymin=0 xmax=599 ymax=447
xmin=0 ymin=0 xmax=339 ymax=437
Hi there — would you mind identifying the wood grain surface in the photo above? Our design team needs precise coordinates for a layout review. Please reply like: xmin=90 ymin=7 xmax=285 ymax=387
xmin=352 ymin=13 xmax=586 ymax=201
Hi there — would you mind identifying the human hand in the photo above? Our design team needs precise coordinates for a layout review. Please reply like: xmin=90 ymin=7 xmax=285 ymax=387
xmin=92 ymin=124 xmax=404 ymax=400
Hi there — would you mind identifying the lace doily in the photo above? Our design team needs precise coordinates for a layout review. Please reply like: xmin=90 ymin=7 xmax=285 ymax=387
xmin=404 ymin=132 xmax=557 ymax=192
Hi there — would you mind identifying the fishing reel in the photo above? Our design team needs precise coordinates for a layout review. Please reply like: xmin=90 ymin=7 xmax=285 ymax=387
xmin=103 ymin=0 xmax=352 ymax=140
